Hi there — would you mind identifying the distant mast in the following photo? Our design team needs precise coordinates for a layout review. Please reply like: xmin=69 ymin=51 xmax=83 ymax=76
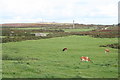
xmin=73 ymin=20 xmax=75 ymax=28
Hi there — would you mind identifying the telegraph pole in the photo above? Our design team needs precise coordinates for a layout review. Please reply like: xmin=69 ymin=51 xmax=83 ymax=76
xmin=73 ymin=20 xmax=75 ymax=28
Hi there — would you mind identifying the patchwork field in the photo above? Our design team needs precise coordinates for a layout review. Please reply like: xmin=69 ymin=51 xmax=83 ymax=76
xmin=2 ymin=35 xmax=118 ymax=78
xmin=11 ymin=28 xmax=94 ymax=32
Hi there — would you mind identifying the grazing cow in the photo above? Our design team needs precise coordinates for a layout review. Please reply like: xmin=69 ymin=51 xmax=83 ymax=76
xmin=105 ymin=49 xmax=110 ymax=53
xmin=80 ymin=56 xmax=93 ymax=63
xmin=62 ymin=48 xmax=68 ymax=51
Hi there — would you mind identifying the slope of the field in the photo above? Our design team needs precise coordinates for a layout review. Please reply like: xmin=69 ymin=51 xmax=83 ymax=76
xmin=2 ymin=35 xmax=118 ymax=78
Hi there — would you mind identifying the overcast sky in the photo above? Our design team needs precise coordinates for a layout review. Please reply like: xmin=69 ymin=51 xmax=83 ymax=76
xmin=0 ymin=0 xmax=119 ymax=24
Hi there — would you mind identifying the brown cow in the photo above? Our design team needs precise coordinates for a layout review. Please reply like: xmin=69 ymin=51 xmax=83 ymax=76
xmin=80 ymin=56 xmax=93 ymax=63
xmin=105 ymin=49 xmax=110 ymax=53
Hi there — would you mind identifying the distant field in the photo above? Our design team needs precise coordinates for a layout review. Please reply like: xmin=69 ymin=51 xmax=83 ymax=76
xmin=11 ymin=28 xmax=94 ymax=32
xmin=11 ymin=28 xmax=43 ymax=30
xmin=2 ymin=35 xmax=118 ymax=78
xmin=63 ymin=29 xmax=94 ymax=32
xmin=0 ymin=36 xmax=6 ymax=38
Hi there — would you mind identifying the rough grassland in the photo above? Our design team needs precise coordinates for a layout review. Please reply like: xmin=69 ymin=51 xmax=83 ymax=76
xmin=2 ymin=35 xmax=118 ymax=78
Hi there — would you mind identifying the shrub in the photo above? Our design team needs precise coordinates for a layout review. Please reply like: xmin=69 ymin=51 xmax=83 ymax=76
xmin=99 ymin=43 xmax=120 ymax=49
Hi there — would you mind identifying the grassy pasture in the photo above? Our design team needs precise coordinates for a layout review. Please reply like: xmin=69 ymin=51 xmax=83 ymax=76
xmin=2 ymin=35 xmax=118 ymax=78
xmin=0 ymin=43 xmax=2 ymax=79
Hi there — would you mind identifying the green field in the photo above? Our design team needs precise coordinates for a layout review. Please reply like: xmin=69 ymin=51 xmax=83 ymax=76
xmin=2 ymin=35 xmax=118 ymax=78
xmin=63 ymin=29 xmax=94 ymax=32
xmin=0 ymin=43 xmax=2 ymax=79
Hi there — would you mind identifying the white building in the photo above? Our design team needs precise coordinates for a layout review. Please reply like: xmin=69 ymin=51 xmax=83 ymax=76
xmin=33 ymin=33 xmax=47 ymax=37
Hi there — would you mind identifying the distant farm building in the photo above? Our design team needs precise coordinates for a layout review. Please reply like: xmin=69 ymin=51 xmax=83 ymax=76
xmin=32 ymin=33 xmax=47 ymax=37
